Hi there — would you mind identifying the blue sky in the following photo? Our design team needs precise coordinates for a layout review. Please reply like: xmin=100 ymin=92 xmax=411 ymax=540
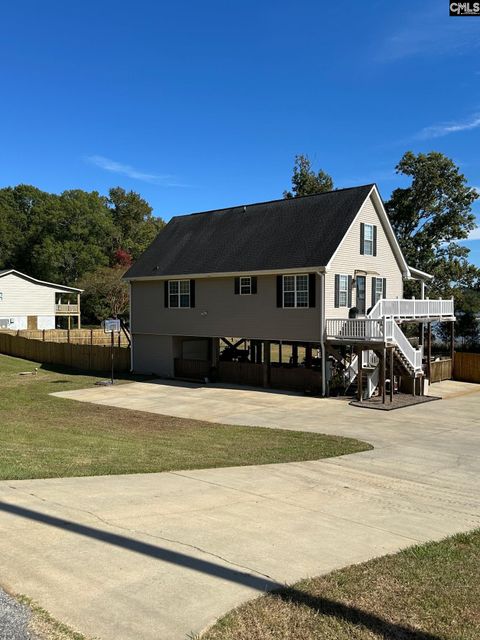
xmin=1 ymin=1 xmax=480 ymax=264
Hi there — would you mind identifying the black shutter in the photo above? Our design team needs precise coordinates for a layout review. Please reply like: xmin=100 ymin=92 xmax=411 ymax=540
xmin=371 ymin=277 xmax=376 ymax=308
xmin=348 ymin=275 xmax=352 ymax=307
xmin=308 ymin=273 xmax=316 ymax=308
xmin=373 ymin=225 xmax=378 ymax=256
xmin=251 ymin=276 xmax=257 ymax=294
xmin=164 ymin=281 xmax=169 ymax=308
xmin=190 ymin=280 xmax=195 ymax=308
xmin=234 ymin=277 xmax=240 ymax=294
xmin=382 ymin=278 xmax=387 ymax=299
xmin=334 ymin=274 xmax=340 ymax=308
xmin=360 ymin=222 xmax=365 ymax=255
xmin=276 ymin=275 xmax=283 ymax=307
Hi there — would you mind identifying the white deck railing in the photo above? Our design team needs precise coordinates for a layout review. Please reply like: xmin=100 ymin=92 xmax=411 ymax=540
xmin=326 ymin=317 xmax=423 ymax=373
xmin=368 ymin=298 xmax=454 ymax=320
xmin=325 ymin=318 xmax=385 ymax=341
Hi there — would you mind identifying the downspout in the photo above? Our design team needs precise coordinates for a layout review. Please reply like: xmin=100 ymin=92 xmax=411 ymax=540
xmin=129 ymin=281 xmax=134 ymax=373
xmin=317 ymin=271 xmax=327 ymax=397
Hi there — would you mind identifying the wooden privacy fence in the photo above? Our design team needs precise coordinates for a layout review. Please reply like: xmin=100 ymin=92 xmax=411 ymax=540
xmin=1 ymin=329 xmax=130 ymax=347
xmin=453 ymin=352 xmax=480 ymax=383
xmin=218 ymin=361 xmax=264 ymax=387
xmin=0 ymin=332 xmax=131 ymax=373
xmin=430 ymin=358 xmax=453 ymax=383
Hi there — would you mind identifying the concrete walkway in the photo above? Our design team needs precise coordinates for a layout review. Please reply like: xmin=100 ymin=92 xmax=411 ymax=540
xmin=1 ymin=381 xmax=479 ymax=640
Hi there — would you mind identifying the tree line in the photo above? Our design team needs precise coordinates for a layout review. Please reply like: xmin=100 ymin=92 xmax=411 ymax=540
xmin=0 ymin=151 xmax=479 ymax=344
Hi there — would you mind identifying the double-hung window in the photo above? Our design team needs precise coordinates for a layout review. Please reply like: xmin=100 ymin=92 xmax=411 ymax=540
xmin=363 ymin=224 xmax=374 ymax=255
xmin=240 ymin=276 xmax=251 ymax=295
xmin=168 ymin=279 xmax=191 ymax=308
xmin=373 ymin=277 xmax=384 ymax=305
xmin=361 ymin=222 xmax=377 ymax=256
xmin=338 ymin=275 xmax=348 ymax=307
xmin=283 ymin=274 xmax=309 ymax=308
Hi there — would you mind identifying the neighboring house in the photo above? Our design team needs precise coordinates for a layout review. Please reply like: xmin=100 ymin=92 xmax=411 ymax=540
xmin=124 ymin=185 xmax=455 ymax=398
xmin=0 ymin=270 xmax=82 ymax=330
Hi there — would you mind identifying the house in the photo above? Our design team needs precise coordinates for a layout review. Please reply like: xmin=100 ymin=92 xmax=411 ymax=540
xmin=0 ymin=270 xmax=82 ymax=330
xmin=124 ymin=184 xmax=455 ymax=398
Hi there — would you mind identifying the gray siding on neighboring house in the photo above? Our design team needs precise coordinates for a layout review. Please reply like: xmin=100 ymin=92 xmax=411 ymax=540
xmin=325 ymin=195 xmax=404 ymax=318
xmin=131 ymin=274 xmax=322 ymax=342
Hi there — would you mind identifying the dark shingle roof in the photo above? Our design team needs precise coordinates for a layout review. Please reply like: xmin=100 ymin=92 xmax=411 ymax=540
xmin=125 ymin=185 xmax=374 ymax=278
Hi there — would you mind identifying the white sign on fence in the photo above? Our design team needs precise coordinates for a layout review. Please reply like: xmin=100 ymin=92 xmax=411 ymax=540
xmin=103 ymin=319 xmax=121 ymax=334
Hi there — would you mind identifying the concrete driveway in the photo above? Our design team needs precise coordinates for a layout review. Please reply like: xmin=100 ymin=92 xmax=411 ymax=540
xmin=1 ymin=381 xmax=480 ymax=640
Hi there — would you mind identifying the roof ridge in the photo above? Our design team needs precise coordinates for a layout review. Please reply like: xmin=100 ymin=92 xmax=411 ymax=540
xmin=173 ymin=183 xmax=375 ymax=220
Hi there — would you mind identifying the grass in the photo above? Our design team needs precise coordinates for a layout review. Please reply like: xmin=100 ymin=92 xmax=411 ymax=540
xmin=0 ymin=354 xmax=371 ymax=480
xmin=202 ymin=529 xmax=480 ymax=640
xmin=17 ymin=595 xmax=93 ymax=640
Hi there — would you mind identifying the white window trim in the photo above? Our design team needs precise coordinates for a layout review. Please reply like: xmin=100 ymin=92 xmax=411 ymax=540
xmin=338 ymin=274 xmax=349 ymax=308
xmin=282 ymin=274 xmax=309 ymax=309
xmin=239 ymin=276 xmax=252 ymax=295
xmin=363 ymin=223 xmax=374 ymax=256
xmin=168 ymin=279 xmax=191 ymax=308
xmin=0 ymin=292 xmax=3 ymax=302
xmin=373 ymin=277 xmax=383 ymax=305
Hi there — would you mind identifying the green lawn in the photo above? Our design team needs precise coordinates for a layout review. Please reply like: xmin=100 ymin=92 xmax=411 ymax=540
xmin=202 ymin=529 xmax=480 ymax=640
xmin=0 ymin=354 xmax=371 ymax=480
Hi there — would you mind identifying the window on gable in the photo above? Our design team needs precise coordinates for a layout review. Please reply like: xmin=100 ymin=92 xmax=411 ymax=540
xmin=240 ymin=276 xmax=251 ymax=295
xmin=363 ymin=224 xmax=374 ymax=256
xmin=283 ymin=274 xmax=309 ymax=308
xmin=168 ymin=279 xmax=191 ymax=308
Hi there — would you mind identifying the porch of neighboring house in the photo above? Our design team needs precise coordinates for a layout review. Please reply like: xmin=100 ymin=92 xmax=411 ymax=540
xmin=55 ymin=292 xmax=81 ymax=330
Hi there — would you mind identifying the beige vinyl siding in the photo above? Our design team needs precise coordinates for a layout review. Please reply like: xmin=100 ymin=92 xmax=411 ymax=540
xmin=325 ymin=194 xmax=404 ymax=318
xmin=131 ymin=274 xmax=322 ymax=342
xmin=0 ymin=273 xmax=57 ymax=317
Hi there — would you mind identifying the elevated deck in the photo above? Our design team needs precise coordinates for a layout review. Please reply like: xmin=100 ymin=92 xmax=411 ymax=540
xmin=368 ymin=298 xmax=454 ymax=322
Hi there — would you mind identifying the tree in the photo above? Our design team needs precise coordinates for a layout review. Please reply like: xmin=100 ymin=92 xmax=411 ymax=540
xmin=79 ymin=266 xmax=130 ymax=323
xmin=0 ymin=184 xmax=164 ymax=290
xmin=283 ymin=154 xmax=333 ymax=198
xmin=385 ymin=151 xmax=479 ymax=303
xmin=107 ymin=187 xmax=165 ymax=260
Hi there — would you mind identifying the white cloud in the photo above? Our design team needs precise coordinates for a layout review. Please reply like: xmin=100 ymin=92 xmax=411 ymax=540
xmin=467 ymin=226 xmax=480 ymax=241
xmin=417 ymin=114 xmax=480 ymax=140
xmin=378 ymin=5 xmax=479 ymax=62
xmin=86 ymin=155 xmax=187 ymax=186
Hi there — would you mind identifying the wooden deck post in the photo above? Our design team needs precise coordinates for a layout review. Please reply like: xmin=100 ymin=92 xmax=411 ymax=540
xmin=427 ymin=322 xmax=432 ymax=382
xmin=263 ymin=341 xmax=271 ymax=387
xmin=305 ymin=344 xmax=312 ymax=368
xmin=292 ymin=343 xmax=298 ymax=367
xmin=389 ymin=347 xmax=394 ymax=403
xmin=450 ymin=321 xmax=455 ymax=368
xmin=381 ymin=347 xmax=386 ymax=404
xmin=278 ymin=341 xmax=282 ymax=365
xmin=357 ymin=346 xmax=363 ymax=402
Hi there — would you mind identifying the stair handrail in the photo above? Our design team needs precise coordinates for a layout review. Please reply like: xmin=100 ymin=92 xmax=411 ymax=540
xmin=386 ymin=318 xmax=423 ymax=372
